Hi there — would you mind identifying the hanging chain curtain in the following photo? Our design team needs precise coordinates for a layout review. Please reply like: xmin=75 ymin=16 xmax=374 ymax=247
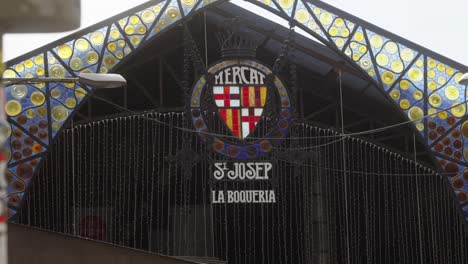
xmin=15 ymin=111 xmax=468 ymax=264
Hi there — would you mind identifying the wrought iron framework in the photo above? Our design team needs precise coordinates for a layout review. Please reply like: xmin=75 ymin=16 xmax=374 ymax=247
xmin=3 ymin=0 xmax=468 ymax=226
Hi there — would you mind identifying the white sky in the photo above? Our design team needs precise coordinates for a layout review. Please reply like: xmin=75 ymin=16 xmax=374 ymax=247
xmin=3 ymin=0 xmax=468 ymax=67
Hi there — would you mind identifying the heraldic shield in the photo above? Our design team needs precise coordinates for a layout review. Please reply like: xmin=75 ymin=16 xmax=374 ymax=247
xmin=213 ymin=85 xmax=267 ymax=139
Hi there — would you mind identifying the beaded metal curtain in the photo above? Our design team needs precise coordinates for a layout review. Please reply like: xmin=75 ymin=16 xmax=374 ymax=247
xmin=15 ymin=112 xmax=468 ymax=264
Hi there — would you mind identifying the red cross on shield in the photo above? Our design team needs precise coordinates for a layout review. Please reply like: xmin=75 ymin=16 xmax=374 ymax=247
xmin=213 ymin=85 xmax=267 ymax=139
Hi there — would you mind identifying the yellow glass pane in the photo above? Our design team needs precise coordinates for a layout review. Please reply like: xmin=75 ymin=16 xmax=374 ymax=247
xmin=137 ymin=25 xmax=146 ymax=34
xmin=438 ymin=111 xmax=447 ymax=120
xmin=445 ymin=85 xmax=460 ymax=101
xmin=408 ymin=67 xmax=423 ymax=83
xmin=104 ymin=55 xmax=117 ymax=67
xmin=437 ymin=63 xmax=446 ymax=72
xmin=131 ymin=36 xmax=141 ymax=46
xmin=52 ymin=122 xmax=61 ymax=131
xmin=49 ymin=64 xmax=66 ymax=78
xmin=129 ymin=15 xmax=140 ymax=25
xmin=51 ymin=89 xmax=61 ymax=99
xmin=359 ymin=57 xmax=372 ymax=70
xmin=464 ymin=148 xmax=468 ymax=161
xmin=15 ymin=64 xmax=24 ymax=73
xmin=381 ymin=71 xmax=395 ymax=85
xmin=51 ymin=105 xmax=69 ymax=122
xmin=400 ymin=99 xmax=410 ymax=110
xmin=462 ymin=120 xmax=468 ymax=138
xmin=30 ymin=91 xmax=45 ymax=106
xmin=319 ymin=12 xmax=333 ymax=26
xmin=308 ymin=21 xmax=317 ymax=30
xmin=125 ymin=25 xmax=135 ymax=35
xmin=438 ymin=76 xmax=446 ymax=85
xmin=153 ymin=5 xmax=162 ymax=13
xmin=415 ymin=60 xmax=423 ymax=68
xmin=416 ymin=123 xmax=424 ymax=131
xmin=118 ymin=40 xmax=126 ymax=48
xmin=451 ymin=103 xmax=466 ymax=118
xmin=390 ymin=90 xmax=400 ymax=100
xmin=108 ymin=43 xmax=117 ymax=52
xmin=340 ymin=28 xmax=349 ymax=38
xmin=181 ymin=0 xmax=195 ymax=7
xmin=408 ymin=106 xmax=423 ymax=121
xmin=69 ymin=57 xmax=84 ymax=71
xmin=65 ymin=98 xmax=77 ymax=108
xmin=413 ymin=90 xmax=423 ymax=100
xmin=90 ymin=32 xmax=105 ymax=45
xmin=446 ymin=67 xmax=455 ymax=76
xmin=400 ymin=48 xmax=414 ymax=62
xmin=376 ymin=54 xmax=389 ymax=67
xmin=75 ymin=87 xmax=87 ymax=98
xmin=428 ymin=81 xmax=437 ymax=91
xmin=295 ymin=9 xmax=309 ymax=24
xmin=391 ymin=61 xmax=403 ymax=73
xmin=116 ymin=51 xmax=124 ymax=59
xmin=37 ymin=106 xmax=47 ymax=117
xmin=400 ymin=80 xmax=410 ymax=90
xmin=36 ymin=67 xmax=45 ymax=76
xmin=110 ymin=29 xmax=121 ymax=40
xmin=352 ymin=54 xmax=359 ymax=61
xmin=48 ymin=56 xmax=56 ymax=65
xmin=358 ymin=45 xmax=367 ymax=54
xmin=86 ymin=51 xmax=99 ymax=64
xmin=5 ymin=100 xmax=22 ymax=116
xmin=384 ymin=42 xmax=398 ymax=54
xmin=35 ymin=82 xmax=45 ymax=89
xmin=75 ymin=39 xmax=90 ymax=52
xmin=429 ymin=94 xmax=442 ymax=107
xmin=24 ymin=60 xmax=34 ymax=69
xmin=328 ymin=27 xmax=338 ymax=37
xmin=354 ymin=32 xmax=364 ymax=42
xmin=334 ymin=18 xmax=344 ymax=27
xmin=25 ymin=109 xmax=36 ymax=119
xmin=335 ymin=38 xmax=345 ymax=48
xmin=370 ymin=35 xmax=383 ymax=49
xmin=34 ymin=56 xmax=44 ymax=65
xmin=58 ymin=44 xmax=73 ymax=59
xmin=3 ymin=69 xmax=16 ymax=78
xmin=166 ymin=7 xmax=180 ymax=20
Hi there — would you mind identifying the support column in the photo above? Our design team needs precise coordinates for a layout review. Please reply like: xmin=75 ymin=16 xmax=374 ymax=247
xmin=0 ymin=34 xmax=9 ymax=264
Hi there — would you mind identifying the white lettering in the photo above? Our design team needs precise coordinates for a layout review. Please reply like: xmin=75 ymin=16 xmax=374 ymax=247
xmin=214 ymin=66 xmax=266 ymax=85
xmin=212 ymin=190 xmax=225 ymax=203
xmin=224 ymin=68 xmax=232 ymax=85
xmin=213 ymin=190 xmax=277 ymax=204
xmin=213 ymin=162 xmax=273 ymax=181
xmin=214 ymin=71 xmax=223 ymax=85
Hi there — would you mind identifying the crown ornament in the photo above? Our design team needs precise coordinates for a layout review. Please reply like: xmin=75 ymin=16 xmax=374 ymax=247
xmin=216 ymin=17 xmax=258 ymax=58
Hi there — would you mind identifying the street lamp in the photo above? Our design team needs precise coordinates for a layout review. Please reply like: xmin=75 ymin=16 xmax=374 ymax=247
xmin=3 ymin=73 xmax=127 ymax=89
xmin=459 ymin=73 xmax=468 ymax=86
